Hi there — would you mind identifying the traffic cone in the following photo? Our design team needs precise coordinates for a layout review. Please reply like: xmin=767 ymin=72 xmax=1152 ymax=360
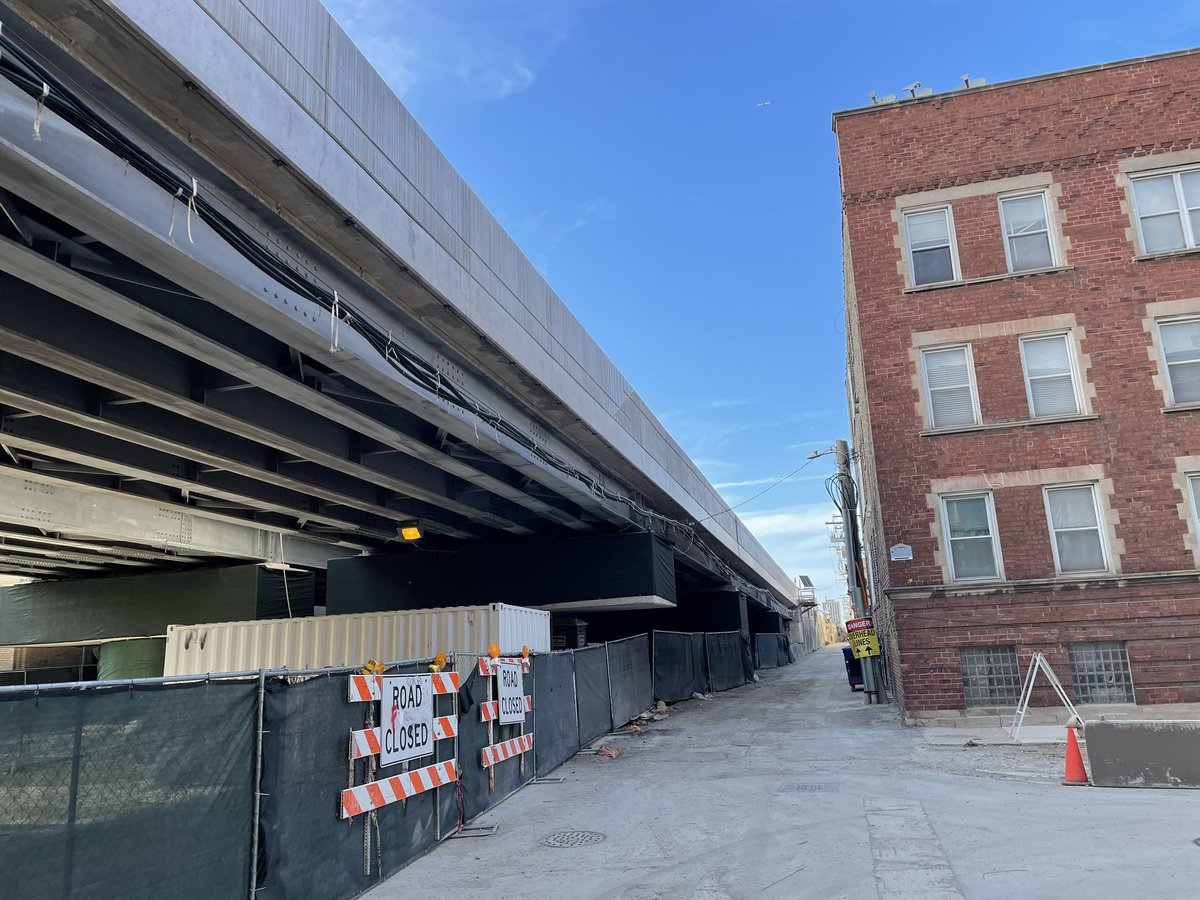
xmin=1063 ymin=725 xmax=1089 ymax=786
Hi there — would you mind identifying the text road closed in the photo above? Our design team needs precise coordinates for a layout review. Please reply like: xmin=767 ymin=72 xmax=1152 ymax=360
xmin=497 ymin=662 xmax=526 ymax=725
xmin=381 ymin=674 xmax=433 ymax=766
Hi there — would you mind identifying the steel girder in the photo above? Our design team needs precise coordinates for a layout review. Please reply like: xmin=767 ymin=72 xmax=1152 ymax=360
xmin=0 ymin=273 xmax=537 ymax=541
xmin=0 ymin=466 xmax=358 ymax=568
xmin=0 ymin=78 xmax=632 ymax=537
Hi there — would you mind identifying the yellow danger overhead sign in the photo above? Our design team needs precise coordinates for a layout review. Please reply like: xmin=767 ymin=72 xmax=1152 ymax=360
xmin=845 ymin=617 xmax=880 ymax=660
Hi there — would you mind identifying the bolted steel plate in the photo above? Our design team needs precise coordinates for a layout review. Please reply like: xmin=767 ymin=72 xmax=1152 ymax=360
xmin=542 ymin=830 xmax=607 ymax=848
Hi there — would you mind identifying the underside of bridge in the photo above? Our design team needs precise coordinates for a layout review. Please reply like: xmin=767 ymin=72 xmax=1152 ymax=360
xmin=0 ymin=1 xmax=794 ymax=676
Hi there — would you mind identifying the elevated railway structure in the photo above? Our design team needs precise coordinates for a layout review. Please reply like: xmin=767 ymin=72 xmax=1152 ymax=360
xmin=0 ymin=1 xmax=794 ymax=656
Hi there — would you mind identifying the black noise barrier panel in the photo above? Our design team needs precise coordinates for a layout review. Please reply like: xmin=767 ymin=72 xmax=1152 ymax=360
xmin=256 ymin=662 xmax=438 ymax=900
xmin=652 ymin=631 xmax=705 ymax=703
xmin=755 ymin=633 xmax=790 ymax=669
xmin=692 ymin=632 xmax=709 ymax=694
xmin=706 ymin=632 xmax=748 ymax=692
xmin=606 ymin=634 xmax=653 ymax=727
xmin=0 ymin=678 xmax=257 ymax=900
xmin=533 ymin=651 xmax=579 ymax=776
xmin=573 ymin=645 xmax=612 ymax=745
xmin=455 ymin=664 xmax=536 ymax=826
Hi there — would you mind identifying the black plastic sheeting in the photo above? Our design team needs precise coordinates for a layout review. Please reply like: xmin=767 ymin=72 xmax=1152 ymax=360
xmin=256 ymin=663 xmax=442 ymax=900
xmin=0 ymin=565 xmax=314 ymax=645
xmin=706 ymin=632 xmax=748 ymax=692
xmin=651 ymin=631 xmax=707 ymax=703
xmin=607 ymin=634 xmax=653 ymax=727
xmin=692 ymin=633 xmax=709 ymax=694
xmin=328 ymin=532 xmax=676 ymax=614
xmin=455 ymin=665 xmax=535 ymax=825
xmin=573 ymin=645 xmax=612 ymax=744
xmin=0 ymin=679 xmax=256 ymax=900
xmin=755 ymin=633 xmax=790 ymax=669
xmin=533 ymin=652 xmax=579 ymax=776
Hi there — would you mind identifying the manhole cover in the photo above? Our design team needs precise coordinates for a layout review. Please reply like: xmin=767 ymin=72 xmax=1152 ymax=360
xmin=778 ymin=783 xmax=841 ymax=793
xmin=542 ymin=830 xmax=606 ymax=848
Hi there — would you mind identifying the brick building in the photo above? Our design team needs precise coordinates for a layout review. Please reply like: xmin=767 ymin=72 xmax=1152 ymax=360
xmin=835 ymin=51 xmax=1200 ymax=719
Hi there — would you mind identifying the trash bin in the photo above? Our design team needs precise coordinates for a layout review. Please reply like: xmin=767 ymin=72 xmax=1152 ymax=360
xmin=842 ymin=645 xmax=864 ymax=691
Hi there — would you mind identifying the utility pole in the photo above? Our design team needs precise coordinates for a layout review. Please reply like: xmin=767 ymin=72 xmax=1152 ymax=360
xmin=836 ymin=439 xmax=880 ymax=704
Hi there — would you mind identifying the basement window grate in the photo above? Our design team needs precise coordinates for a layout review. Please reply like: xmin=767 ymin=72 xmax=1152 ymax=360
xmin=1068 ymin=641 xmax=1134 ymax=704
xmin=960 ymin=645 xmax=1021 ymax=706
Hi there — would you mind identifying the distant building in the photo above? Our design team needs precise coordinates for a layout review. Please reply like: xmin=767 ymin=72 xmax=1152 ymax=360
xmin=835 ymin=51 xmax=1200 ymax=719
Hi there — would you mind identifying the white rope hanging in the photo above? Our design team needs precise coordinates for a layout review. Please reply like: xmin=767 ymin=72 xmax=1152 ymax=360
xmin=32 ymin=81 xmax=48 ymax=140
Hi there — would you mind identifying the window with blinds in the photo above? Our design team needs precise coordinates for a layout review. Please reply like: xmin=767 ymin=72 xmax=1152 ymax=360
xmin=1158 ymin=318 xmax=1200 ymax=405
xmin=1130 ymin=170 xmax=1200 ymax=254
xmin=1000 ymin=192 xmax=1055 ymax=272
xmin=922 ymin=345 xmax=978 ymax=429
xmin=941 ymin=493 xmax=1001 ymax=581
xmin=904 ymin=207 xmax=958 ymax=286
xmin=1043 ymin=484 xmax=1108 ymax=574
xmin=1020 ymin=333 xmax=1080 ymax=418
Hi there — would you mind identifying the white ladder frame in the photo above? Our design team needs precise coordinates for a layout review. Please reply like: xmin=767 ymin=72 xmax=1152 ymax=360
xmin=1010 ymin=651 xmax=1080 ymax=741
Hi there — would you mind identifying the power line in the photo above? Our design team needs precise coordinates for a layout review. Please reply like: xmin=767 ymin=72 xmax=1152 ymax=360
xmin=694 ymin=456 xmax=821 ymax=525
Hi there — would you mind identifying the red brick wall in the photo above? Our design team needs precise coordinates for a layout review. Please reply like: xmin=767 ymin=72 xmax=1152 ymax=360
xmin=837 ymin=51 xmax=1200 ymax=711
xmin=893 ymin=581 xmax=1200 ymax=710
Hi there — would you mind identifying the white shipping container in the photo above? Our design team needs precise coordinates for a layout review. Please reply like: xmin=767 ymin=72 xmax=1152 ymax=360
xmin=163 ymin=603 xmax=550 ymax=676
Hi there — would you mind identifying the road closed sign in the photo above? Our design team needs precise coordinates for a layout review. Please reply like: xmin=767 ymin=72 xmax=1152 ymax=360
xmin=380 ymin=674 xmax=433 ymax=766
xmin=845 ymin=617 xmax=881 ymax=660
xmin=496 ymin=662 xmax=526 ymax=725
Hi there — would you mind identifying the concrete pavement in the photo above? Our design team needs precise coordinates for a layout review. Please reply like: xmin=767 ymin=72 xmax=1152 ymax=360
xmin=364 ymin=647 xmax=1200 ymax=899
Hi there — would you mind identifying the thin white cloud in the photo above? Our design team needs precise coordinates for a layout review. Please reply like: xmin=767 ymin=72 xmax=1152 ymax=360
xmin=324 ymin=0 xmax=584 ymax=104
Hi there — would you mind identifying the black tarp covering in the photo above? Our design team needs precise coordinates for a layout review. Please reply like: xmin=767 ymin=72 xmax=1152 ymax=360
xmin=532 ymin=652 xmax=578 ymax=776
xmin=0 ymin=679 xmax=256 ymax=900
xmin=706 ymin=632 xmax=747 ymax=692
xmin=256 ymin=663 xmax=440 ymax=900
xmin=455 ymin=666 xmax=535 ymax=824
xmin=256 ymin=569 xmax=317 ymax=620
xmin=574 ymin=645 xmax=611 ymax=744
xmin=651 ymin=631 xmax=705 ymax=703
xmin=0 ymin=565 xmax=315 ymax=645
xmin=741 ymin=635 xmax=757 ymax=684
xmin=607 ymin=634 xmax=652 ymax=727
xmin=755 ymin=633 xmax=790 ymax=669
xmin=691 ymin=632 xmax=709 ymax=694
xmin=327 ymin=532 xmax=676 ymax=614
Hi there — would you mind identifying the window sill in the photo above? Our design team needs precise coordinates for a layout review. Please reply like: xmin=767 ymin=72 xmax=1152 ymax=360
xmin=885 ymin=570 xmax=1200 ymax=600
xmin=1163 ymin=402 xmax=1200 ymax=414
xmin=920 ymin=413 xmax=1098 ymax=437
xmin=1134 ymin=247 xmax=1200 ymax=263
xmin=904 ymin=265 xmax=1073 ymax=294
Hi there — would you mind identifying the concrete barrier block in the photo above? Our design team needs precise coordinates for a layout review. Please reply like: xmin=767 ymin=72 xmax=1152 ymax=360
xmin=1086 ymin=720 xmax=1200 ymax=788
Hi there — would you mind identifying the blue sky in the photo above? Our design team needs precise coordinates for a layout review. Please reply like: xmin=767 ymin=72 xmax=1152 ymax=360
xmin=325 ymin=0 xmax=1200 ymax=603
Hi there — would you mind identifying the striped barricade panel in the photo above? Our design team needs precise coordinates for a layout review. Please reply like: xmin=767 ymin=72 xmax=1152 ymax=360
xmin=340 ymin=760 xmax=458 ymax=819
xmin=348 ymin=716 xmax=459 ymax=760
xmin=348 ymin=670 xmax=460 ymax=702
xmin=477 ymin=657 xmax=531 ymax=677
xmin=481 ymin=733 xmax=534 ymax=768
xmin=478 ymin=695 xmax=533 ymax=722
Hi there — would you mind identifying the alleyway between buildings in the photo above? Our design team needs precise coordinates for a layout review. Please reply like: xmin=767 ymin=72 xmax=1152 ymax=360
xmin=367 ymin=647 xmax=1199 ymax=899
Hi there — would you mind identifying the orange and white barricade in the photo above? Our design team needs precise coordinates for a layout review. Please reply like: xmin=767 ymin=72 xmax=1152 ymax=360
xmin=341 ymin=662 xmax=460 ymax=819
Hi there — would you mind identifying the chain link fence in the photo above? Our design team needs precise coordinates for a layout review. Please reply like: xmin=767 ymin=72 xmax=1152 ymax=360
xmin=0 ymin=632 xmax=778 ymax=899
xmin=0 ymin=677 xmax=258 ymax=900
